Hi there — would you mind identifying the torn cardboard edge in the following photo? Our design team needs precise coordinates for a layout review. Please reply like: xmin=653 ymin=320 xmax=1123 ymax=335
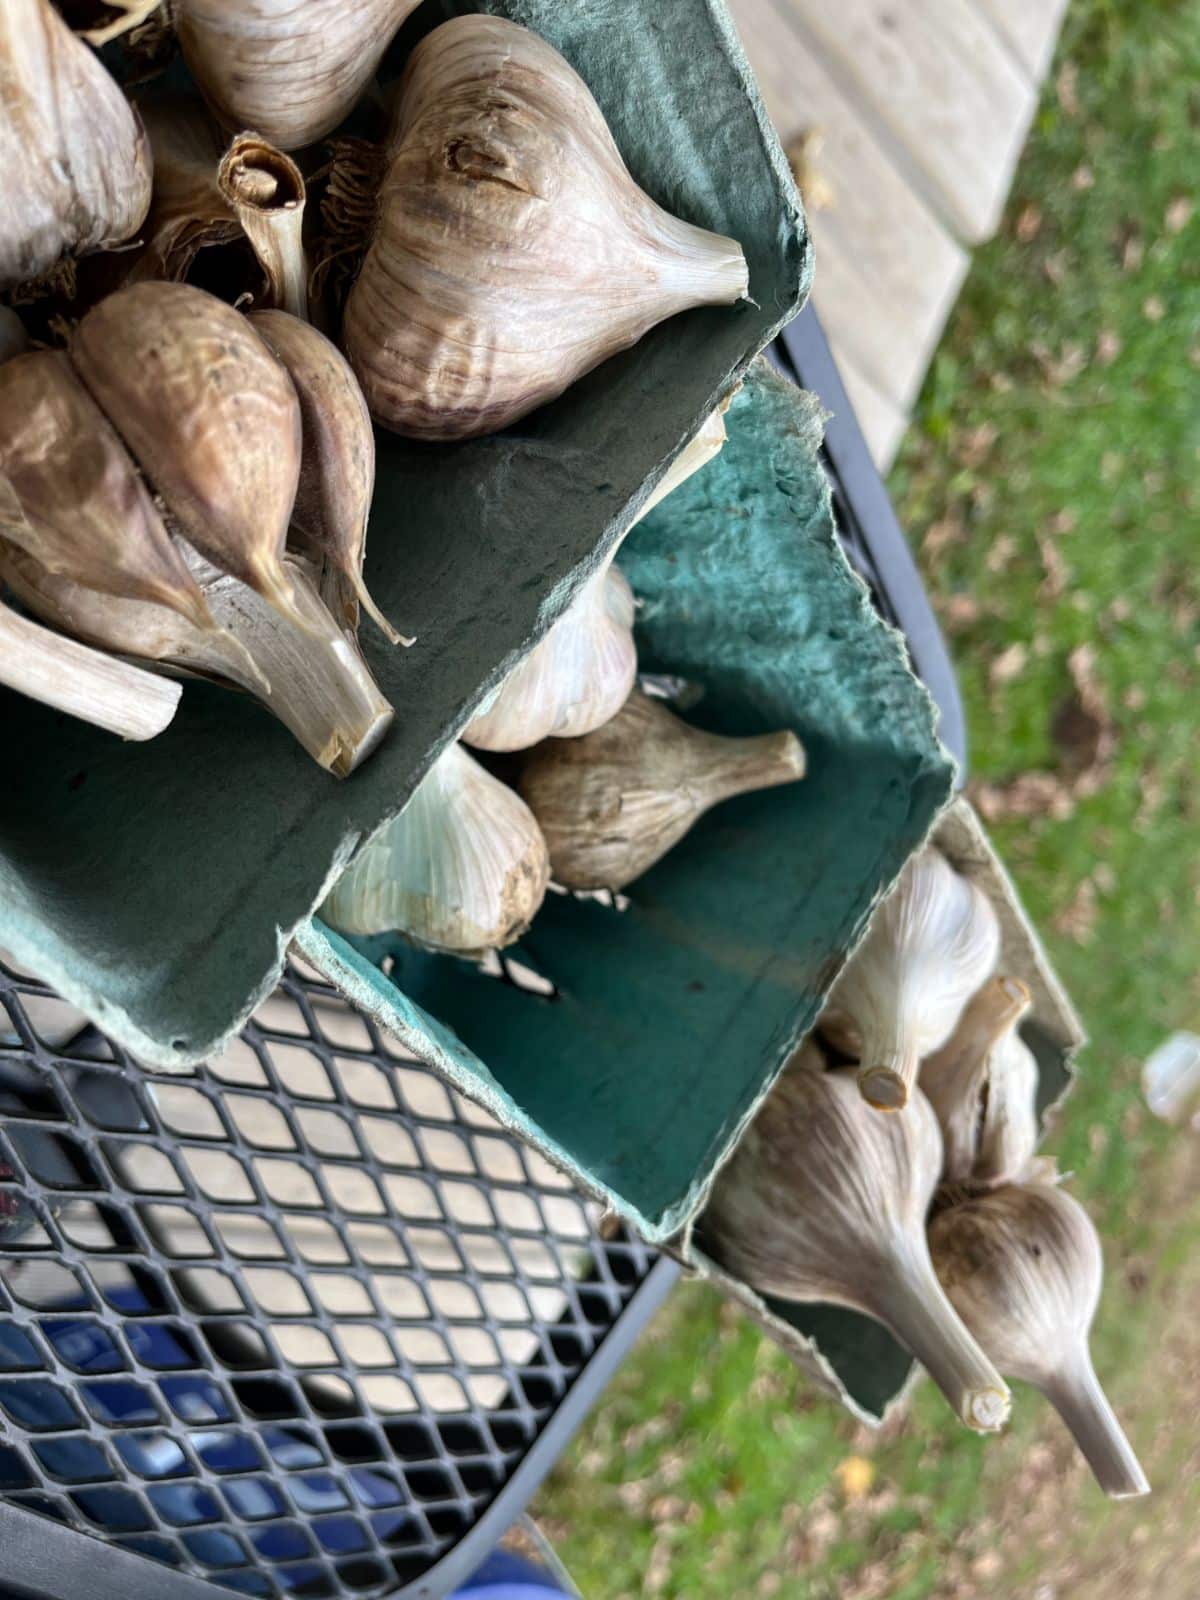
xmin=673 ymin=794 xmax=1088 ymax=1424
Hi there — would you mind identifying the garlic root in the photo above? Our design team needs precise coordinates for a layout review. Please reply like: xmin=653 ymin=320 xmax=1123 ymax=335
xmin=518 ymin=688 xmax=805 ymax=891
xmin=703 ymin=1049 xmax=1010 ymax=1433
xmin=821 ymin=847 xmax=1001 ymax=1112
xmin=0 ymin=597 xmax=181 ymax=741
xmin=344 ymin=16 xmax=749 ymax=439
xmin=930 ymin=1181 xmax=1148 ymax=1496
xmin=217 ymin=134 xmax=310 ymax=320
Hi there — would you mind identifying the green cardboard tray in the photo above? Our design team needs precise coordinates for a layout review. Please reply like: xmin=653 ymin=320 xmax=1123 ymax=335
xmin=298 ymin=362 xmax=956 ymax=1242
xmin=0 ymin=0 xmax=810 ymax=1066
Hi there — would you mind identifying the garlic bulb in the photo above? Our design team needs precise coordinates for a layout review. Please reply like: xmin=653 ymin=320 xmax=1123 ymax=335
xmin=1 ymin=542 xmax=392 ymax=778
xmin=463 ymin=566 xmax=636 ymax=753
xmin=0 ymin=596 xmax=181 ymax=741
xmin=344 ymin=16 xmax=749 ymax=439
xmin=175 ymin=0 xmax=422 ymax=150
xmin=322 ymin=743 xmax=550 ymax=955
xmin=248 ymin=310 xmax=405 ymax=645
xmin=821 ymin=847 xmax=1001 ymax=1112
xmin=0 ymin=0 xmax=152 ymax=290
xmin=217 ymin=134 xmax=309 ymax=320
xmin=69 ymin=282 xmax=305 ymax=627
xmin=704 ymin=1047 xmax=1011 ymax=1434
xmin=921 ymin=975 xmax=1040 ymax=1186
xmin=0 ymin=350 xmax=211 ymax=629
xmin=930 ymin=1182 xmax=1149 ymax=1497
xmin=518 ymin=689 xmax=805 ymax=891
xmin=463 ymin=406 xmax=727 ymax=753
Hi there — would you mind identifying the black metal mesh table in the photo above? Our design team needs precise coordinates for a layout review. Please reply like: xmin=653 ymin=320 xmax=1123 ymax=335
xmin=0 ymin=954 xmax=675 ymax=1600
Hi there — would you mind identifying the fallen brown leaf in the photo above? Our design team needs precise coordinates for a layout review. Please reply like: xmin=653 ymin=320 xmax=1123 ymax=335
xmin=1052 ymin=876 xmax=1098 ymax=945
xmin=1056 ymin=60 xmax=1080 ymax=117
xmin=1015 ymin=202 xmax=1043 ymax=243
xmin=1165 ymin=195 xmax=1193 ymax=234
xmin=989 ymin=641 xmax=1028 ymax=689
xmin=785 ymin=128 xmax=835 ymax=211
xmin=1096 ymin=328 xmax=1122 ymax=365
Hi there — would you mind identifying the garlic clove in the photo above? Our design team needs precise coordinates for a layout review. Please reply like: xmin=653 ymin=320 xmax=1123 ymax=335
xmin=463 ymin=565 xmax=636 ymax=752
xmin=0 ymin=595 xmax=181 ymax=741
xmin=69 ymin=282 xmax=307 ymax=630
xmin=217 ymin=134 xmax=310 ymax=321
xmin=343 ymin=16 xmax=749 ymax=439
xmin=703 ymin=1048 xmax=1011 ymax=1434
xmin=129 ymin=93 xmax=242 ymax=286
xmin=322 ymin=743 xmax=550 ymax=954
xmin=821 ymin=846 xmax=1001 ymax=1113
xmin=175 ymin=0 xmax=422 ymax=151
xmin=0 ymin=351 xmax=212 ymax=630
xmin=930 ymin=1182 xmax=1149 ymax=1497
xmin=463 ymin=404 xmax=728 ymax=753
xmin=0 ymin=0 xmax=152 ymax=290
xmin=920 ymin=975 xmax=1034 ymax=1184
xmin=248 ymin=309 xmax=408 ymax=646
xmin=518 ymin=688 xmax=805 ymax=891
xmin=1 ymin=541 xmax=393 ymax=778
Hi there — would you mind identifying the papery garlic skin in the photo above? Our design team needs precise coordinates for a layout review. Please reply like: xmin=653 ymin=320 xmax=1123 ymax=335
xmin=463 ymin=566 xmax=636 ymax=752
xmin=128 ymin=93 xmax=242 ymax=285
xmin=0 ymin=0 xmax=152 ymax=289
xmin=930 ymin=1182 xmax=1149 ymax=1497
xmin=249 ymin=310 xmax=406 ymax=645
xmin=518 ymin=688 xmax=805 ymax=891
xmin=704 ymin=1048 xmax=1011 ymax=1434
xmin=0 ymin=351 xmax=210 ymax=629
xmin=822 ymin=846 xmax=1001 ymax=1112
xmin=344 ymin=17 xmax=749 ymax=439
xmin=1 ymin=543 xmax=393 ymax=778
xmin=70 ymin=282 xmax=305 ymax=627
xmin=176 ymin=0 xmax=422 ymax=150
xmin=322 ymin=743 xmax=550 ymax=954
xmin=920 ymin=975 xmax=1036 ymax=1186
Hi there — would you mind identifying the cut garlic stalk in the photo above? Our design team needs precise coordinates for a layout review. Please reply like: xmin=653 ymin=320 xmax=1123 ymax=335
xmin=248 ymin=310 xmax=406 ymax=645
xmin=176 ymin=0 xmax=422 ymax=150
xmin=821 ymin=847 xmax=1001 ymax=1113
xmin=921 ymin=976 xmax=1037 ymax=1186
xmin=344 ymin=16 xmax=749 ymax=439
xmin=518 ymin=688 xmax=805 ymax=891
xmin=0 ymin=351 xmax=211 ymax=629
xmin=69 ymin=282 xmax=306 ymax=629
xmin=1 ymin=543 xmax=392 ymax=778
xmin=704 ymin=1046 xmax=1011 ymax=1434
xmin=218 ymin=134 xmax=310 ymax=320
xmin=0 ymin=597 xmax=180 ymax=741
xmin=0 ymin=0 xmax=152 ymax=290
xmin=464 ymin=406 xmax=727 ymax=753
xmin=322 ymin=743 xmax=550 ymax=954
xmin=930 ymin=1181 xmax=1149 ymax=1497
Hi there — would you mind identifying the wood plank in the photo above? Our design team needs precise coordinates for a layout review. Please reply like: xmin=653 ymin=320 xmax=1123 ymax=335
xmin=975 ymin=0 xmax=1070 ymax=81
xmin=771 ymin=0 xmax=1036 ymax=243
xmin=833 ymin=353 xmax=909 ymax=471
xmin=728 ymin=0 xmax=968 ymax=409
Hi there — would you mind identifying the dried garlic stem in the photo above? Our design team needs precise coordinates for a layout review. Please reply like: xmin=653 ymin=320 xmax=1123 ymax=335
xmin=1044 ymin=1355 xmax=1150 ymax=1500
xmin=881 ymin=1257 xmax=1011 ymax=1433
xmin=0 ymin=597 xmax=180 ymax=740
xmin=218 ymin=134 xmax=309 ymax=320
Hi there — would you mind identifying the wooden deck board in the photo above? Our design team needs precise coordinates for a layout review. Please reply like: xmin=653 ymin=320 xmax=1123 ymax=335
xmin=769 ymin=0 xmax=1036 ymax=243
xmin=976 ymin=0 xmax=1071 ymax=80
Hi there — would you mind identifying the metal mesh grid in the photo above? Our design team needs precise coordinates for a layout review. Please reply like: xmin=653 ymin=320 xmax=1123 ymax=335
xmin=0 ymin=953 xmax=656 ymax=1597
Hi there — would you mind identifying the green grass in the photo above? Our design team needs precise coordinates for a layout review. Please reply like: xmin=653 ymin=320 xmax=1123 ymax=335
xmin=535 ymin=1 xmax=1200 ymax=1592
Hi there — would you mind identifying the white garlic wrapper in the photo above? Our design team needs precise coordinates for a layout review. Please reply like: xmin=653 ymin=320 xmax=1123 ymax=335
xmin=322 ymin=743 xmax=550 ymax=955
xmin=822 ymin=846 xmax=1001 ymax=1112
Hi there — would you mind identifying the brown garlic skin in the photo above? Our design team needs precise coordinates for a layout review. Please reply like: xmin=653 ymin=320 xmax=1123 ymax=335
xmin=703 ymin=1047 xmax=1011 ymax=1434
xmin=344 ymin=16 xmax=749 ymax=440
xmin=69 ymin=282 xmax=305 ymax=626
xmin=0 ymin=351 xmax=210 ymax=629
xmin=920 ymin=975 xmax=1037 ymax=1186
xmin=175 ymin=0 xmax=422 ymax=151
xmin=0 ymin=0 xmax=152 ymax=289
xmin=248 ymin=310 xmax=405 ymax=645
xmin=127 ymin=93 xmax=242 ymax=286
xmin=518 ymin=688 xmax=805 ymax=891
xmin=930 ymin=1182 xmax=1149 ymax=1498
